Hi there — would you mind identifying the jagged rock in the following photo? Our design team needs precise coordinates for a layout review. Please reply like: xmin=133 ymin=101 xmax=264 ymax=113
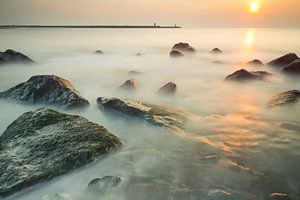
xmin=282 ymin=59 xmax=300 ymax=75
xmin=0 ymin=108 xmax=122 ymax=197
xmin=170 ymin=50 xmax=184 ymax=57
xmin=97 ymin=97 xmax=187 ymax=131
xmin=0 ymin=75 xmax=89 ymax=109
xmin=172 ymin=42 xmax=195 ymax=53
xmin=88 ymin=176 xmax=122 ymax=192
xmin=0 ymin=49 xmax=34 ymax=64
xmin=269 ymin=193 xmax=292 ymax=200
xmin=267 ymin=90 xmax=300 ymax=108
xmin=268 ymin=53 xmax=299 ymax=68
xmin=41 ymin=192 xmax=72 ymax=200
xmin=119 ymin=79 xmax=136 ymax=90
xmin=247 ymin=59 xmax=264 ymax=66
xmin=225 ymin=69 xmax=271 ymax=81
xmin=158 ymin=82 xmax=177 ymax=95
xmin=94 ymin=50 xmax=104 ymax=54
xmin=211 ymin=48 xmax=222 ymax=54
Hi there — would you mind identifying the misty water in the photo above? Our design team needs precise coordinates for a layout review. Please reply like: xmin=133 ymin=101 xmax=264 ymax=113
xmin=0 ymin=28 xmax=300 ymax=200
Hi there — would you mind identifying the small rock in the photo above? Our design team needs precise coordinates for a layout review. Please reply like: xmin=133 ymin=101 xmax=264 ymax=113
xmin=94 ymin=50 xmax=104 ymax=54
xmin=158 ymin=82 xmax=177 ymax=95
xmin=119 ymin=79 xmax=136 ymax=90
xmin=172 ymin=42 xmax=195 ymax=53
xmin=269 ymin=193 xmax=292 ymax=200
xmin=211 ymin=48 xmax=222 ymax=54
xmin=225 ymin=69 xmax=271 ymax=81
xmin=247 ymin=59 xmax=264 ymax=66
xmin=136 ymin=53 xmax=142 ymax=56
xmin=267 ymin=90 xmax=300 ymax=108
xmin=170 ymin=50 xmax=184 ymax=57
xmin=268 ymin=53 xmax=299 ymax=68
xmin=282 ymin=59 xmax=300 ymax=75
xmin=88 ymin=176 xmax=122 ymax=192
xmin=0 ymin=49 xmax=34 ymax=64
xmin=41 ymin=192 xmax=71 ymax=200
xmin=212 ymin=60 xmax=223 ymax=64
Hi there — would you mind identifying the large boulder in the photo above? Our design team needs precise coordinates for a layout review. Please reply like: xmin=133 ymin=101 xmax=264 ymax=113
xmin=158 ymin=82 xmax=177 ymax=95
xmin=225 ymin=69 xmax=271 ymax=81
xmin=0 ymin=108 xmax=122 ymax=197
xmin=170 ymin=50 xmax=184 ymax=57
xmin=282 ymin=59 xmax=300 ymax=75
xmin=88 ymin=176 xmax=122 ymax=192
xmin=0 ymin=49 xmax=34 ymax=65
xmin=268 ymin=53 xmax=299 ymax=68
xmin=267 ymin=90 xmax=300 ymax=108
xmin=97 ymin=97 xmax=187 ymax=131
xmin=172 ymin=42 xmax=195 ymax=53
xmin=247 ymin=59 xmax=264 ymax=66
xmin=0 ymin=75 xmax=89 ymax=109
xmin=119 ymin=79 xmax=136 ymax=90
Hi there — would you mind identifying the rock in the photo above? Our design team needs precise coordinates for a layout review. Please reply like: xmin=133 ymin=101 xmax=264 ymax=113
xmin=268 ymin=53 xmax=299 ymax=68
xmin=0 ymin=49 xmax=34 ymax=64
xmin=88 ymin=176 xmax=122 ymax=192
xmin=225 ymin=69 xmax=272 ymax=81
xmin=269 ymin=193 xmax=292 ymax=200
xmin=97 ymin=97 xmax=187 ymax=131
xmin=170 ymin=50 xmax=184 ymax=57
xmin=0 ymin=75 xmax=89 ymax=109
xmin=94 ymin=50 xmax=104 ymax=54
xmin=136 ymin=53 xmax=142 ymax=56
xmin=158 ymin=82 xmax=177 ymax=95
xmin=247 ymin=59 xmax=264 ymax=66
xmin=41 ymin=192 xmax=72 ymax=200
xmin=212 ymin=60 xmax=223 ymax=64
xmin=267 ymin=90 xmax=300 ymax=108
xmin=0 ymin=108 xmax=122 ymax=197
xmin=172 ymin=42 xmax=195 ymax=53
xmin=119 ymin=79 xmax=136 ymax=90
xmin=282 ymin=59 xmax=300 ymax=75
xmin=210 ymin=48 xmax=222 ymax=54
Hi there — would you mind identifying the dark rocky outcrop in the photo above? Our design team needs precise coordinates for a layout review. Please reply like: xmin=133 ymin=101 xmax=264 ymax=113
xmin=269 ymin=193 xmax=292 ymax=200
xmin=0 ymin=108 xmax=122 ymax=197
xmin=0 ymin=49 xmax=34 ymax=64
xmin=88 ymin=176 xmax=122 ymax=192
xmin=247 ymin=59 xmax=264 ymax=66
xmin=158 ymin=82 xmax=177 ymax=95
xmin=94 ymin=50 xmax=104 ymax=54
xmin=119 ymin=79 xmax=136 ymax=90
xmin=172 ymin=42 xmax=195 ymax=53
xmin=225 ymin=69 xmax=271 ymax=81
xmin=0 ymin=75 xmax=89 ymax=109
xmin=170 ymin=50 xmax=184 ymax=57
xmin=282 ymin=59 xmax=300 ymax=75
xmin=267 ymin=90 xmax=300 ymax=108
xmin=268 ymin=53 xmax=299 ymax=68
xmin=97 ymin=97 xmax=187 ymax=131
xmin=211 ymin=48 xmax=222 ymax=54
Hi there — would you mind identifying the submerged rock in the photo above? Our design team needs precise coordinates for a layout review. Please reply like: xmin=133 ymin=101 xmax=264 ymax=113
xmin=247 ymin=59 xmax=264 ymax=66
xmin=172 ymin=42 xmax=195 ymax=53
xmin=97 ymin=97 xmax=187 ymax=131
xmin=210 ymin=48 xmax=223 ymax=54
xmin=170 ymin=50 xmax=184 ymax=57
xmin=94 ymin=50 xmax=104 ymax=54
xmin=158 ymin=82 xmax=177 ymax=95
xmin=269 ymin=193 xmax=292 ymax=200
xmin=0 ymin=75 xmax=89 ymax=109
xmin=268 ymin=53 xmax=299 ymax=68
xmin=88 ymin=176 xmax=122 ymax=192
xmin=0 ymin=108 xmax=122 ymax=197
xmin=282 ymin=59 xmax=300 ymax=75
xmin=225 ymin=69 xmax=271 ymax=81
xmin=0 ymin=49 xmax=34 ymax=64
xmin=267 ymin=90 xmax=300 ymax=108
xmin=41 ymin=192 xmax=72 ymax=200
xmin=119 ymin=79 xmax=136 ymax=90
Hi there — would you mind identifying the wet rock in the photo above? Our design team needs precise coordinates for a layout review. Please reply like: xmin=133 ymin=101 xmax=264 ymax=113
xmin=172 ymin=42 xmax=195 ymax=53
xmin=268 ymin=53 xmax=299 ymax=68
xmin=0 ymin=75 xmax=89 ymax=109
xmin=41 ymin=192 xmax=72 ymax=200
xmin=269 ymin=193 xmax=292 ymax=200
xmin=210 ymin=48 xmax=222 ymax=54
xmin=170 ymin=50 xmax=184 ymax=57
xmin=97 ymin=97 xmax=187 ymax=131
xmin=267 ymin=90 xmax=300 ymax=108
xmin=225 ymin=69 xmax=271 ymax=81
xmin=0 ymin=108 xmax=122 ymax=197
xmin=119 ymin=79 xmax=136 ymax=90
xmin=247 ymin=59 xmax=264 ymax=66
xmin=158 ymin=82 xmax=177 ymax=95
xmin=88 ymin=176 xmax=122 ymax=192
xmin=94 ymin=50 xmax=104 ymax=54
xmin=282 ymin=59 xmax=300 ymax=75
xmin=0 ymin=49 xmax=34 ymax=64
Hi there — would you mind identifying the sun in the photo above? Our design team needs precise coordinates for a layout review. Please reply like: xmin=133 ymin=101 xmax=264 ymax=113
xmin=249 ymin=2 xmax=260 ymax=13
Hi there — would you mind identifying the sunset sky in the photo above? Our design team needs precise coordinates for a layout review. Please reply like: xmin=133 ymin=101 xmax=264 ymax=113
xmin=0 ymin=0 xmax=300 ymax=27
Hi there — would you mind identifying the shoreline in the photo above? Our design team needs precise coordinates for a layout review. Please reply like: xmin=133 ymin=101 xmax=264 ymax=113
xmin=0 ymin=25 xmax=181 ymax=29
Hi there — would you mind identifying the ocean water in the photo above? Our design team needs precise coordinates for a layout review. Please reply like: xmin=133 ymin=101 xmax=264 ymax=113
xmin=0 ymin=28 xmax=300 ymax=200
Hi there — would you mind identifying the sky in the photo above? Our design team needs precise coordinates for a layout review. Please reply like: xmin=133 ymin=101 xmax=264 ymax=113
xmin=0 ymin=0 xmax=300 ymax=27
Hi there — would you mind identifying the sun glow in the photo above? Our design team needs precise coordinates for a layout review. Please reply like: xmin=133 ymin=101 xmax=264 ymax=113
xmin=249 ymin=2 xmax=260 ymax=13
